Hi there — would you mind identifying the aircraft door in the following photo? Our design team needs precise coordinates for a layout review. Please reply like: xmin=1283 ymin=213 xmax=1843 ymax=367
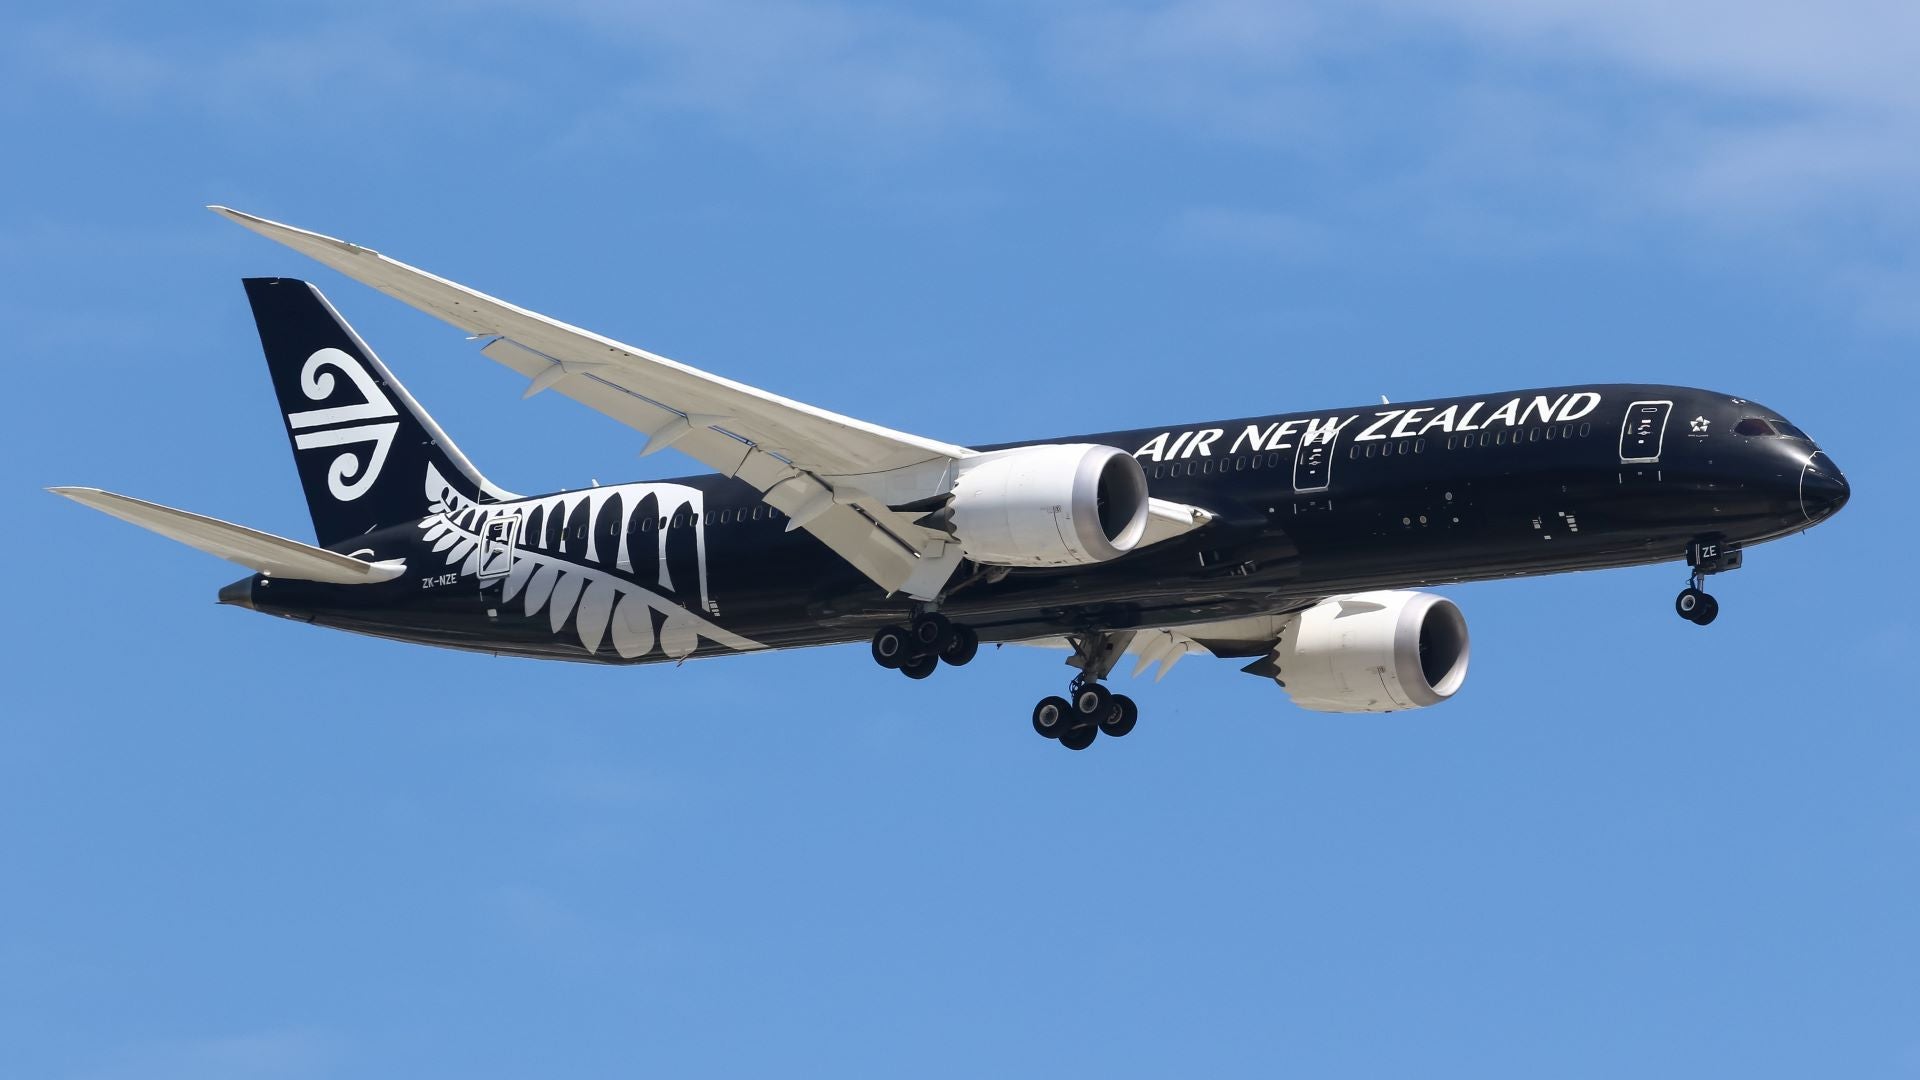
xmin=477 ymin=511 xmax=520 ymax=581
xmin=1619 ymin=401 xmax=1672 ymax=464
xmin=1294 ymin=428 xmax=1334 ymax=493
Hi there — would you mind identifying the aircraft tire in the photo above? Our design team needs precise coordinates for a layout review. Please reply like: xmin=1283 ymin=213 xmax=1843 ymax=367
xmin=1691 ymin=594 xmax=1719 ymax=625
xmin=1675 ymin=588 xmax=1705 ymax=621
xmin=1100 ymin=694 xmax=1138 ymax=738
xmin=911 ymin=611 xmax=953 ymax=651
xmin=872 ymin=625 xmax=912 ymax=669
xmin=1032 ymin=696 xmax=1070 ymax=739
xmin=939 ymin=625 xmax=979 ymax=667
xmin=901 ymin=654 xmax=939 ymax=680
xmin=1071 ymin=683 xmax=1112 ymax=718
xmin=1059 ymin=723 xmax=1098 ymax=751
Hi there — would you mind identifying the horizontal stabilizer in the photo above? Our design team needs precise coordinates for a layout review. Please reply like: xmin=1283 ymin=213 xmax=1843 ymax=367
xmin=48 ymin=487 xmax=406 ymax=585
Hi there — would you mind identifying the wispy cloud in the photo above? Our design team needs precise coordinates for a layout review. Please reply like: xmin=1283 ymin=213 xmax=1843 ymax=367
xmin=10 ymin=1 xmax=1917 ymax=326
xmin=1048 ymin=0 xmax=1331 ymax=143
xmin=79 ymin=1027 xmax=338 ymax=1080
xmin=1167 ymin=206 xmax=1331 ymax=258
xmin=6 ymin=19 xmax=513 ymax=121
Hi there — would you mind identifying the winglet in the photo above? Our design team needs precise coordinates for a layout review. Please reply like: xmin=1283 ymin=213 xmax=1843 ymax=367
xmin=208 ymin=205 xmax=380 ymax=257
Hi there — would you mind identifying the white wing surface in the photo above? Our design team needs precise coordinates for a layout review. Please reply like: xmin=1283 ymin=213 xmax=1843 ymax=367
xmin=212 ymin=206 xmax=971 ymax=597
xmin=49 ymin=487 xmax=406 ymax=585
xmin=211 ymin=207 xmax=1216 ymax=599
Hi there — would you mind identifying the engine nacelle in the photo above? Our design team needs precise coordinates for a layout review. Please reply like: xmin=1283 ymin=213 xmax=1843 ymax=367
xmin=1267 ymin=590 xmax=1470 ymax=713
xmin=946 ymin=444 xmax=1151 ymax=567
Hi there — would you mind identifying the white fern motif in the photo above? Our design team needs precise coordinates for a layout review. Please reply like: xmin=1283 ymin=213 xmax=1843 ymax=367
xmin=417 ymin=465 xmax=763 ymax=660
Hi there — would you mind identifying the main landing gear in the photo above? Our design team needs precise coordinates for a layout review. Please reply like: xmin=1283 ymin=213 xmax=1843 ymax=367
xmin=1030 ymin=630 xmax=1140 ymax=751
xmin=870 ymin=617 xmax=1142 ymax=751
xmin=870 ymin=611 xmax=979 ymax=679
xmin=1675 ymin=538 xmax=1742 ymax=626
xmin=1031 ymin=679 xmax=1138 ymax=751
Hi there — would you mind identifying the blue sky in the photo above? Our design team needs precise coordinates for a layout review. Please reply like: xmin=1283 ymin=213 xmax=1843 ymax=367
xmin=3 ymin=2 xmax=1916 ymax=1076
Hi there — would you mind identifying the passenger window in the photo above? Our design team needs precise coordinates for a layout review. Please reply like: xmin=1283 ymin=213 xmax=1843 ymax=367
xmin=1479 ymin=432 xmax=1492 ymax=447
xmin=1250 ymin=455 xmax=1262 ymax=469
xmin=1578 ymin=423 xmax=1591 ymax=437
xmin=1528 ymin=428 xmax=1539 ymax=442
xmin=1267 ymin=453 xmax=1280 ymax=469
xmin=1415 ymin=438 xmax=1425 ymax=453
xmin=1494 ymin=430 xmax=1506 ymax=445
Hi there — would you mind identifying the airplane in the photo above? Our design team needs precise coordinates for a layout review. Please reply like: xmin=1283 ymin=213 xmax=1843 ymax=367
xmin=50 ymin=208 xmax=1852 ymax=751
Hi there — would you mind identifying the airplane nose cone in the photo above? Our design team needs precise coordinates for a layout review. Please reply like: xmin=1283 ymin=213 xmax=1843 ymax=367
xmin=1800 ymin=451 xmax=1849 ymax=523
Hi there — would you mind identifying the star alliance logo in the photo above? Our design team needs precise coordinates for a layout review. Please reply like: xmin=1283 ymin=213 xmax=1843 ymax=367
xmin=1690 ymin=416 xmax=1710 ymax=434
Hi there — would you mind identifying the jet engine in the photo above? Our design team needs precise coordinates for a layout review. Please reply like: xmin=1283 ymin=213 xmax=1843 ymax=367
xmin=943 ymin=444 xmax=1151 ymax=567
xmin=1265 ymin=590 xmax=1470 ymax=713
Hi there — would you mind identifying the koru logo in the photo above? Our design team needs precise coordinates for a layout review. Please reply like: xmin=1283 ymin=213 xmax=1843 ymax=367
xmin=287 ymin=347 xmax=399 ymax=502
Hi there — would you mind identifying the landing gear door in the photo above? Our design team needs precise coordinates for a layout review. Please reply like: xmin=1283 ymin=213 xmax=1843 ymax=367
xmin=1619 ymin=401 xmax=1672 ymax=464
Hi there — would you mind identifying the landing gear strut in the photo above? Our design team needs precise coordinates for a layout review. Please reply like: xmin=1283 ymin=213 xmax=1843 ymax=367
xmin=870 ymin=610 xmax=980 ymax=677
xmin=1030 ymin=631 xmax=1139 ymax=751
xmin=1676 ymin=538 xmax=1741 ymax=626
xmin=874 ymin=617 xmax=1142 ymax=750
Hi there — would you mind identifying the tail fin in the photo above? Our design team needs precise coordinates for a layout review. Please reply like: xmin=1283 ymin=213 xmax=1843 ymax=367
xmin=242 ymin=277 xmax=514 ymax=547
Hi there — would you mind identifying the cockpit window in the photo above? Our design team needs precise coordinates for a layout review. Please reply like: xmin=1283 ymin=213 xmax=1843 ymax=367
xmin=1734 ymin=416 xmax=1815 ymax=442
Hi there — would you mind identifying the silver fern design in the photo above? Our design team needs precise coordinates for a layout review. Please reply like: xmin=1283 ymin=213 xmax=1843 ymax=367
xmin=417 ymin=465 xmax=763 ymax=660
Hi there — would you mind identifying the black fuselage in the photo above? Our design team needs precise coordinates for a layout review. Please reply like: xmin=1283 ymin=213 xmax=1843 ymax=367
xmin=232 ymin=383 xmax=1848 ymax=661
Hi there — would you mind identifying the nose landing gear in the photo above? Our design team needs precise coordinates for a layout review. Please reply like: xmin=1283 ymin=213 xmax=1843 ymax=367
xmin=1675 ymin=538 xmax=1741 ymax=626
xmin=1676 ymin=586 xmax=1719 ymax=625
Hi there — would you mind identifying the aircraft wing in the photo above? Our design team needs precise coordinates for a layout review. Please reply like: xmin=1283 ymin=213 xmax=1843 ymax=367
xmin=212 ymin=207 xmax=1216 ymax=599
xmin=212 ymin=206 xmax=976 ymax=597
xmin=49 ymin=487 xmax=406 ymax=585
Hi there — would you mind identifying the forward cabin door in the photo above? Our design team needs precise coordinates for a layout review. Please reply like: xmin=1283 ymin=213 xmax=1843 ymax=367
xmin=1619 ymin=400 xmax=1673 ymax=464
xmin=1293 ymin=423 xmax=1336 ymax=512
xmin=1618 ymin=399 xmax=1672 ymax=484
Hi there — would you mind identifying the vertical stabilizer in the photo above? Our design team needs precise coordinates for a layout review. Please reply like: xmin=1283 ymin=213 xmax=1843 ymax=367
xmin=242 ymin=277 xmax=513 ymax=547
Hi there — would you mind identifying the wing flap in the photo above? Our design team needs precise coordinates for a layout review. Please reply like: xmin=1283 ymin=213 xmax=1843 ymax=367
xmin=49 ymin=487 xmax=405 ymax=585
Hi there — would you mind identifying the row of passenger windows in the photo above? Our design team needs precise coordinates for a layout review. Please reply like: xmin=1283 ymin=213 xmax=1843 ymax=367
xmin=1348 ymin=422 xmax=1595 ymax=458
xmin=1149 ymin=455 xmax=1286 ymax=479
xmin=1145 ymin=422 xmax=1598 ymax=478
xmin=630 ymin=505 xmax=785 ymax=532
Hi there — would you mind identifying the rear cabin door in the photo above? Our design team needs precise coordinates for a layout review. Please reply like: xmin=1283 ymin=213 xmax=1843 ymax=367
xmin=477 ymin=511 xmax=520 ymax=581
